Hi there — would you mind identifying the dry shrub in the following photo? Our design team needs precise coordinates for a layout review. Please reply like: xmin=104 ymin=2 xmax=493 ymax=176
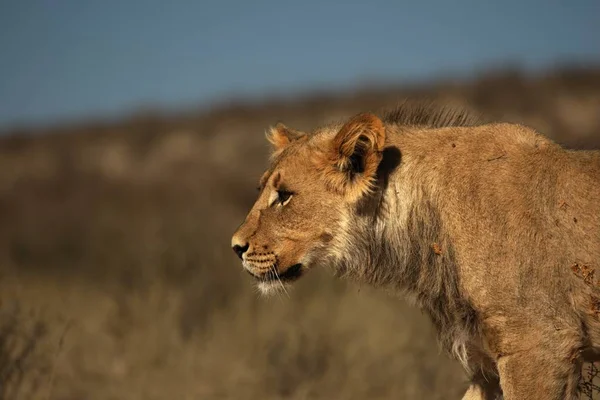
xmin=0 ymin=303 xmax=48 ymax=400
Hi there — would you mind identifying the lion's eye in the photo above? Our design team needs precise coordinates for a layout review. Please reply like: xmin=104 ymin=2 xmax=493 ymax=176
xmin=277 ymin=190 xmax=293 ymax=206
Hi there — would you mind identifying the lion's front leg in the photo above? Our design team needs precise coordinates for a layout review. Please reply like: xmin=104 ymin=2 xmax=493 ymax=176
xmin=462 ymin=368 xmax=502 ymax=400
xmin=462 ymin=385 xmax=500 ymax=400
xmin=496 ymin=350 xmax=579 ymax=400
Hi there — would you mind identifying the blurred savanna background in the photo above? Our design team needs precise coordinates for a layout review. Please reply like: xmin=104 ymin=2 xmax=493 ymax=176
xmin=0 ymin=1 xmax=599 ymax=399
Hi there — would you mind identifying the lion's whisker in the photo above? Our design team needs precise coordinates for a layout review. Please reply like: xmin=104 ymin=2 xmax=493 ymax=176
xmin=272 ymin=265 xmax=290 ymax=299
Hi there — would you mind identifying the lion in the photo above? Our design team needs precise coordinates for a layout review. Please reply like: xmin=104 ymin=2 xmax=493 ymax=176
xmin=231 ymin=102 xmax=600 ymax=399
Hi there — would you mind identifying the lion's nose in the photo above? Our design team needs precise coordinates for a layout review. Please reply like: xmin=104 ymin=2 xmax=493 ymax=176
xmin=232 ymin=243 xmax=249 ymax=260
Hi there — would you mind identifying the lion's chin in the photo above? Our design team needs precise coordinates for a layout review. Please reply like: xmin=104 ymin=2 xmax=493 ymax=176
xmin=256 ymin=280 xmax=291 ymax=296
xmin=251 ymin=263 xmax=305 ymax=296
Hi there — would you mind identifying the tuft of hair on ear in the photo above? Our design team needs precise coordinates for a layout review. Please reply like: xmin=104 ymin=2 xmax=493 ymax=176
xmin=317 ymin=112 xmax=386 ymax=201
xmin=265 ymin=122 xmax=306 ymax=153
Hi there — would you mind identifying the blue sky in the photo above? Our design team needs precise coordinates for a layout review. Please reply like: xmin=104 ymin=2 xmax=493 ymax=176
xmin=0 ymin=0 xmax=598 ymax=128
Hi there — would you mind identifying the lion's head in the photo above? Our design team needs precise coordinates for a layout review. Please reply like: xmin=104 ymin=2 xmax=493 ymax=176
xmin=231 ymin=112 xmax=390 ymax=294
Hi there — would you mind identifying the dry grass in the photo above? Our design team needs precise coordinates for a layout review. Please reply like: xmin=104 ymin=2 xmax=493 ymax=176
xmin=0 ymin=67 xmax=599 ymax=399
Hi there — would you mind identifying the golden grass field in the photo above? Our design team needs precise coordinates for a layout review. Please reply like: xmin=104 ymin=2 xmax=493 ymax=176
xmin=0 ymin=68 xmax=599 ymax=399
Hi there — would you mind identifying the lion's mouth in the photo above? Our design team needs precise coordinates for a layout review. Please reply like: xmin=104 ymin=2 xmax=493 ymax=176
xmin=245 ymin=263 xmax=303 ymax=283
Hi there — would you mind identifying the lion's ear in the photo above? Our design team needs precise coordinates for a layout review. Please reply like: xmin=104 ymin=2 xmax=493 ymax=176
xmin=321 ymin=113 xmax=386 ymax=200
xmin=266 ymin=123 xmax=305 ymax=151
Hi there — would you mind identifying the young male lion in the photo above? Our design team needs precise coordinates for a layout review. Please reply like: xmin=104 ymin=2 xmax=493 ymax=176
xmin=231 ymin=103 xmax=600 ymax=399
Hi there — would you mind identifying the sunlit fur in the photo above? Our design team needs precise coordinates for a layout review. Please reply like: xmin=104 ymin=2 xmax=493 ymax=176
xmin=232 ymin=102 xmax=600 ymax=400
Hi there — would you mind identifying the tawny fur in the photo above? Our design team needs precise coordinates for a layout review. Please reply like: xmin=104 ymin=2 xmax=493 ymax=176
xmin=232 ymin=102 xmax=600 ymax=400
